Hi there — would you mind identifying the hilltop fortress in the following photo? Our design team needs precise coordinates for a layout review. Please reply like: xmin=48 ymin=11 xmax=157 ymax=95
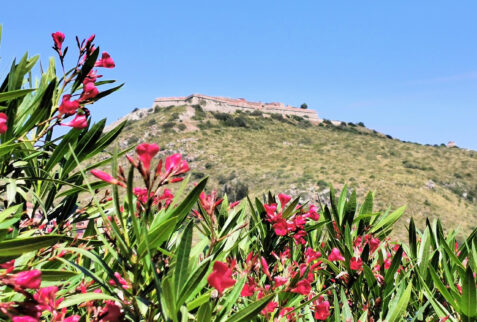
xmin=107 ymin=94 xmax=321 ymax=130
xmin=153 ymin=94 xmax=320 ymax=122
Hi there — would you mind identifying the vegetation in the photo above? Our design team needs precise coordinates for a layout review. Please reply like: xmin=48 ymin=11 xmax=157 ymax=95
xmin=0 ymin=28 xmax=476 ymax=321
xmin=118 ymin=105 xmax=477 ymax=240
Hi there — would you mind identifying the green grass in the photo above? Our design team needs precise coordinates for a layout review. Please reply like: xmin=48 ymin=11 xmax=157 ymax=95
xmin=111 ymin=105 xmax=477 ymax=240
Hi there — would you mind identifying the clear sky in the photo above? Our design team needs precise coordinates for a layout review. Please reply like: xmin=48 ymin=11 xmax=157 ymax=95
xmin=1 ymin=1 xmax=477 ymax=149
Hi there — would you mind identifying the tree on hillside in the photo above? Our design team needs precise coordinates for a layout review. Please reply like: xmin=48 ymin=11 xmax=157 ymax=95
xmin=300 ymin=103 xmax=308 ymax=109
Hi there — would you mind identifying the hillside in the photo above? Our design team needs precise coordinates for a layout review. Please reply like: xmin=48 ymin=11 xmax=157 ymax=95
xmin=109 ymin=104 xmax=477 ymax=240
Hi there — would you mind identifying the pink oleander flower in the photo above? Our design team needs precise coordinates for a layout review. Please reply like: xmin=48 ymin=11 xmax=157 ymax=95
xmin=354 ymin=236 xmax=363 ymax=248
xmin=264 ymin=203 xmax=277 ymax=215
xmin=260 ymin=256 xmax=272 ymax=280
xmin=0 ymin=112 xmax=7 ymax=134
xmin=157 ymin=188 xmax=174 ymax=207
xmin=291 ymin=279 xmax=312 ymax=295
xmin=12 ymin=317 xmax=38 ymax=322
xmin=0 ymin=259 xmax=15 ymax=273
xmin=84 ymin=34 xmax=96 ymax=49
xmin=229 ymin=201 xmax=240 ymax=209
xmin=63 ymin=316 xmax=81 ymax=322
xmin=109 ymin=272 xmax=130 ymax=289
xmin=328 ymin=248 xmax=345 ymax=262
xmin=136 ymin=143 xmax=160 ymax=173
xmin=261 ymin=301 xmax=278 ymax=315
xmin=292 ymin=215 xmax=306 ymax=228
xmin=133 ymin=187 xmax=150 ymax=204
xmin=304 ymin=248 xmax=321 ymax=263
xmin=80 ymin=81 xmax=99 ymax=101
xmin=15 ymin=270 xmax=42 ymax=289
xmin=241 ymin=278 xmax=256 ymax=297
xmin=52 ymin=31 xmax=65 ymax=51
xmin=91 ymin=169 xmax=125 ymax=187
xmin=34 ymin=286 xmax=60 ymax=311
xmin=95 ymin=52 xmax=116 ymax=68
xmin=292 ymin=229 xmax=307 ymax=245
xmin=58 ymin=95 xmax=80 ymax=115
xmin=279 ymin=307 xmax=295 ymax=321
xmin=350 ymin=257 xmax=363 ymax=271
xmin=278 ymin=193 xmax=291 ymax=207
xmin=83 ymin=69 xmax=102 ymax=85
xmin=199 ymin=191 xmax=223 ymax=216
xmin=164 ymin=153 xmax=189 ymax=176
xmin=61 ymin=114 xmax=88 ymax=129
xmin=99 ymin=301 xmax=122 ymax=321
xmin=366 ymin=234 xmax=380 ymax=253
xmin=273 ymin=217 xmax=288 ymax=236
xmin=314 ymin=296 xmax=330 ymax=320
xmin=207 ymin=261 xmax=236 ymax=295
xmin=306 ymin=204 xmax=320 ymax=221
xmin=274 ymin=276 xmax=288 ymax=288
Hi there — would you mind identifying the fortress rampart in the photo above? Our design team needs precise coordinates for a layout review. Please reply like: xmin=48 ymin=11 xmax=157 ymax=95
xmin=105 ymin=94 xmax=321 ymax=131
xmin=153 ymin=94 xmax=320 ymax=122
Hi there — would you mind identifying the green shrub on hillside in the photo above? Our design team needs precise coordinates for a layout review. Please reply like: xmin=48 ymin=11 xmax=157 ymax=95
xmin=192 ymin=104 xmax=206 ymax=120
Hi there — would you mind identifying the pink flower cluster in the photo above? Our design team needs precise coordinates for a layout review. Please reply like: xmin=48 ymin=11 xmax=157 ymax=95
xmin=0 ymin=113 xmax=7 ymax=134
xmin=0 ymin=269 xmax=80 ymax=321
xmin=264 ymin=195 xmax=320 ymax=245
xmin=91 ymin=143 xmax=189 ymax=212
xmin=51 ymin=32 xmax=115 ymax=130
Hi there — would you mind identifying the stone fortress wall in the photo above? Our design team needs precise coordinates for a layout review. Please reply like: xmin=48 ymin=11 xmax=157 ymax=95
xmin=105 ymin=94 xmax=321 ymax=131
xmin=153 ymin=94 xmax=321 ymax=122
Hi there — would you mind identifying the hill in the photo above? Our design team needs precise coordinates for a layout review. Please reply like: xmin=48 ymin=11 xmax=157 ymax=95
xmin=108 ymin=103 xmax=477 ymax=240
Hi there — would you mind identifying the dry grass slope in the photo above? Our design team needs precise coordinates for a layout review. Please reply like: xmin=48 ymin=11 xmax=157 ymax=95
xmin=111 ymin=105 xmax=477 ymax=240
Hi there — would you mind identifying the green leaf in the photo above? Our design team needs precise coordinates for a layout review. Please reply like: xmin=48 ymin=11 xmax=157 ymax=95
xmin=175 ymin=221 xmax=193 ymax=297
xmin=90 ymin=83 xmax=124 ymax=102
xmin=337 ymin=185 xmax=348 ymax=224
xmin=186 ymin=291 xmax=211 ymax=311
xmin=84 ymin=120 xmax=126 ymax=159
xmin=385 ymin=246 xmax=403 ymax=286
xmin=343 ymin=190 xmax=357 ymax=227
xmin=197 ymin=302 xmax=212 ymax=321
xmin=0 ymin=88 xmax=34 ymax=102
xmin=58 ymin=292 xmax=118 ymax=309
xmin=370 ymin=205 xmax=406 ymax=234
xmin=160 ymin=276 xmax=177 ymax=321
xmin=226 ymin=293 xmax=276 ymax=322
xmin=164 ymin=177 xmax=208 ymax=224
xmin=0 ymin=204 xmax=22 ymax=223
xmin=409 ymin=217 xmax=417 ymax=258
xmin=428 ymin=266 xmax=459 ymax=311
xmin=177 ymin=258 xmax=211 ymax=306
xmin=218 ymin=277 xmax=246 ymax=321
xmin=72 ymin=47 xmax=99 ymax=92
xmin=282 ymin=196 xmax=300 ymax=219
xmin=0 ymin=235 xmax=63 ymax=256
xmin=460 ymin=266 xmax=477 ymax=317
xmin=386 ymin=281 xmax=412 ymax=322
xmin=38 ymin=269 xmax=79 ymax=281
xmin=138 ymin=217 xmax=177 ymax=257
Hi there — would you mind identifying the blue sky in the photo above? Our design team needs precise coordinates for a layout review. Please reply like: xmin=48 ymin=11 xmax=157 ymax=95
xmin=1 ymin=1 xmax=477 ymax=149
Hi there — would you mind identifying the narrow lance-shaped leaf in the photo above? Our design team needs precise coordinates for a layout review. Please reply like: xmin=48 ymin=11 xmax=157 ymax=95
xmin=460 ymin=266 xmax=477 ymax=318
xmin=174 ymin=221 xmax=193 ymax=297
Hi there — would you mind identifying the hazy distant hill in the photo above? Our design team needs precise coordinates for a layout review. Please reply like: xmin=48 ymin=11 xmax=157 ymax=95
xmin=110 ymin=104 xmax=477 ymax=240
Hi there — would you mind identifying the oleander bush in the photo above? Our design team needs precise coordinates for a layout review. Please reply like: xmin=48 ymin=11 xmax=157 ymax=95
xmin=0 ymin=28 xmax=476 ymax=321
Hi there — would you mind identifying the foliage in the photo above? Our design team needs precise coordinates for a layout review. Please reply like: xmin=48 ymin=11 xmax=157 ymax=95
xmin=0 ymin=28 xmax=476 ymax=321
